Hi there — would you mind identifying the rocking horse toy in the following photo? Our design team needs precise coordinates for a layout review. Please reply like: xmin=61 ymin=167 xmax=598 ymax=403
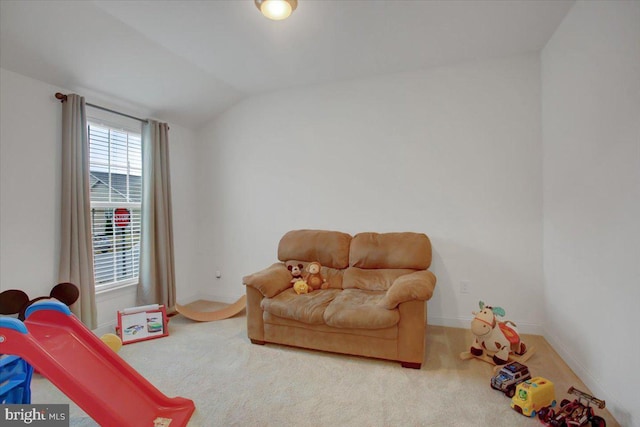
xmin=460 ymin=300 xmax=535 ymax=365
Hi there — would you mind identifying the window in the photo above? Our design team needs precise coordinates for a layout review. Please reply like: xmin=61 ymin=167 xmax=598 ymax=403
xmin=88 ymin=120 xmax=142 ymax=290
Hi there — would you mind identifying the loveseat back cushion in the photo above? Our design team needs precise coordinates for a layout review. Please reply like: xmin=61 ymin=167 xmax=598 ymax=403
xmin=349 ymin=232 xmax=432 ymax=270
xmin=342 ymin=267 xmax=416 ymax=291
xmin=278 ymin=230 xmax=352 ymax=269
xmin=261 ymin=288 xmax=341 ymax=325
xmin=323 ymin=289 xmax=400 ymax=329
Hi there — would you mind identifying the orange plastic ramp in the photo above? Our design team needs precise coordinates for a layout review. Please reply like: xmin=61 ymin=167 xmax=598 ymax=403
xmin=176 ymin=295 xmax=246 ymax=322
xmin=0 ymin=301 xmax=195 ymax=427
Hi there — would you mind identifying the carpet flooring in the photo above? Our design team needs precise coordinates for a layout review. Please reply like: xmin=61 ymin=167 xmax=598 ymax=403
xmin=30 ymin=300 xmax=619 ymax=426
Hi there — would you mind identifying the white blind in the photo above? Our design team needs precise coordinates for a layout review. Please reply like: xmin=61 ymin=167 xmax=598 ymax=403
xmin=88 ymin=123 xmax=142 ymax=288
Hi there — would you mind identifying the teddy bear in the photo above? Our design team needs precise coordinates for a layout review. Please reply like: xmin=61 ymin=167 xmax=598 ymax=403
xmin=304 ymin=261 xmax=329 ymax=291
xmin=288 ymin=263 xmax=304 ymax=284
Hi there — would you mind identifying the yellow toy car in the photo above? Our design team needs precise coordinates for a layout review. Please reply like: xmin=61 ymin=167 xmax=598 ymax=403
xmin=511 ymin=377 xmax=556 ymax=417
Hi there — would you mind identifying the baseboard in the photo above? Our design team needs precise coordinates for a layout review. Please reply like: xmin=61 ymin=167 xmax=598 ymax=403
xmin=92 ymin=320 xmax=117 ymax=337
xmin=179 ymin=292 xmax=243 ymax=305
xmin=428 ymin=315 xmax=543 ymax=335
xmin=542 ymin=326 xmax=629 ymax=426
xmin=92 ymin=293 xmax=241 ymax=334
xmin=430 ymin=317 xmax=630 ymax=421
xmin=176 ymin=293 xmax=206 ymax=306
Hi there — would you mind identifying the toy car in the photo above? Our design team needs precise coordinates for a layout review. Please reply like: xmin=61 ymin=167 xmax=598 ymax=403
xmin=147 ymin=320 xmax=163 ymax=333
xmin=538 ymin=386 xmax=606 ymax=427
xmin=511 ymin=377 xmax=556 ymax=417
xmin=491 ymin=361 xmax=532 ymax=397
xmin=124 ymin=325 xmax=144 ymax=335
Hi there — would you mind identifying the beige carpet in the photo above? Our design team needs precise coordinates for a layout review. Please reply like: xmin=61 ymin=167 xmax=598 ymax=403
xmin=30 ymin=300 xmax=619 ymax=426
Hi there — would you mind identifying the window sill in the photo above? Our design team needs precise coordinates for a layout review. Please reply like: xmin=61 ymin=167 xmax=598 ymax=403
xmin=95 ymin=280 xmax=138 ymax=296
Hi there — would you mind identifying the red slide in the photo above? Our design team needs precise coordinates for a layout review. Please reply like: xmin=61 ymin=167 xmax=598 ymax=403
xmin=0 ymin=301 xmax=195 ymax=427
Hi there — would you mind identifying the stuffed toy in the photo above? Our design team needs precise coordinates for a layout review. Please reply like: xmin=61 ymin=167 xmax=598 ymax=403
xmin=288 ymin=263 xmax=304 ymax=284
xmin=293 ymin=280 xmax=309 ymax=295
xmin=0 ymin=282 xmax=79 ymax=320
xmin=468 ymin=300 xmax=527 ymax=365
xmin=304 ymin=261 xmax=329 ymax=291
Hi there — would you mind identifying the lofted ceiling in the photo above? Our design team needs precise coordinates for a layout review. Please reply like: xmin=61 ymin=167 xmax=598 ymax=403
xmin=0 ymin=0 xmax=574 ymax=129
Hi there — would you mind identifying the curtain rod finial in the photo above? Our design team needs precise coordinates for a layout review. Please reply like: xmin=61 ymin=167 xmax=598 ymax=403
xmin=55 ymin=92 xmax=67 ymax=102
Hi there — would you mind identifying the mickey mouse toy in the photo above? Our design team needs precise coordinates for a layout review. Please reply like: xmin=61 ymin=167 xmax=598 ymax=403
xmin=0 ymin=282 xmax=79 ymax=320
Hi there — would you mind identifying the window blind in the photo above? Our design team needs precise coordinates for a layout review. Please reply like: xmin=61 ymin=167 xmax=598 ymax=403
xmin=88 ymin=123 xmax=142 ymax=289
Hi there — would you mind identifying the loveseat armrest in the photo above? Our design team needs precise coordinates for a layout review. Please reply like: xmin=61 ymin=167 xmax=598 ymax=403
xmin=243 ymin=263 xmax=292 ymax=298
xmin=378 ymin=270 xmax=436 ymax=309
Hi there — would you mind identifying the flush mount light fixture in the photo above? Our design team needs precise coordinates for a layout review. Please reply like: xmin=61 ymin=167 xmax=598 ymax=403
xmin=255 ymin=0 xmax=298 ymax=21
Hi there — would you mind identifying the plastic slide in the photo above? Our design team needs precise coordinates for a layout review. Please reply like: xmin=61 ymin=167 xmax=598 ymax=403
xmin=0 ymin=301 xmax=195 ymax=427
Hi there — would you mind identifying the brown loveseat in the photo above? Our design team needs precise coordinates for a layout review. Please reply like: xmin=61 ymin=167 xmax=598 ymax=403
xmin=243 ymin=230 xmax=437 ymax=368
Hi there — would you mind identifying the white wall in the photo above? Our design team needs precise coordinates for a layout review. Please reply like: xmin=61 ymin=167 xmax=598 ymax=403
xmin=197 ymin=53 xmax=544 ymax=330
xmin=541 ymin=1 xmax=640 ymax=425
xmin=0 ymin=68 xmax=200 ymax=332
xmin=0 ymin=69 xmax=62 ymax=299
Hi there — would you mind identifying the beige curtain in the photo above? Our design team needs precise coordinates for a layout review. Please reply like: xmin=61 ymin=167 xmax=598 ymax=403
xmin=58 ymin=94 xmax=97 ymax=329
xmin=138 ymin=120 xmax=176 ymax=311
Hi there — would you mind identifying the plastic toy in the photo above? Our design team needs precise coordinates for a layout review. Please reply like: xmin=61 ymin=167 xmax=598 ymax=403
xmin=460 ymin=300 xmax=534 ymax=365
xmin=293 ymin=280 xmax=309 ymax=294
xmin=117 ymin=305 xmax=169 ymax=344
xmin=491 ymin=361 xmax=531 ymax=397
xmin=100 ymin=333 xmax=122 ymax=353
xmin=538 ymin=386 xmax=606 ymax=426
xmin=511 ymin=377 xmax=556 ymax=417
xmin=0 ymin=282 xmax=79 ymax=320
xmin=0 ymin=354 xmax=34 ymax=404
xmin=0 ymin=300 xmax=195 ymax=426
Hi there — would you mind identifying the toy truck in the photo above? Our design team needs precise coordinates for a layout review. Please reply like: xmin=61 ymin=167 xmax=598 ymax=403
xmin=511 ymin=377 xmax=556 ymax=417
xmin=491 ymin=362 xmax=532 ymax=397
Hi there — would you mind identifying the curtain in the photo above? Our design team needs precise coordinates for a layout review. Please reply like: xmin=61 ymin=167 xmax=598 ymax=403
xmin=138 ymin=120 xmax=176 ymax=312
xmin=58 ymin=94 xmax=97 ymax=329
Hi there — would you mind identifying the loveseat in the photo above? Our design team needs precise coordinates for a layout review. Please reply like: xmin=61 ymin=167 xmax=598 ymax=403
xmin=243 ymin=230 xmax=437 ymax=368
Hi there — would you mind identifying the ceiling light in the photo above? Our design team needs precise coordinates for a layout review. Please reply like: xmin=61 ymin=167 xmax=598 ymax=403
xmin=255 ymin=0 xmax=297 ymax=21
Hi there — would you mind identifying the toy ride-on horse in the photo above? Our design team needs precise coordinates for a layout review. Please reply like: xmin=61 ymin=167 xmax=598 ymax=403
xmin=460 ymin=301 xmax=534 ymax=365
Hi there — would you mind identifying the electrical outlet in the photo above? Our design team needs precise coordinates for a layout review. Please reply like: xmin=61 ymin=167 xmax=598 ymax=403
xmin=460 ymin=280 xmax=471 ymax=294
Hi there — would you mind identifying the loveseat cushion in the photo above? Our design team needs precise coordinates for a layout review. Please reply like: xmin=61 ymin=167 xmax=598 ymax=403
xmin=349 ymin=232 xmax=431 ymax=269
xmin=261 ymin=288 xmax=341 ymax=325
xmin=323 ymin=289 xmax=400 ymax=329
xmin=342 ymin=267 xmax=416 ymax=291
xmin=378 ymin=270 xmax=437 ymax=309
xmin=278 ymin=230 xmax=352 ymax=269
xmin=243 ymin=263 xmax=292 ymax=298
xmin=262 ymin=312 xmax=398 ymax=340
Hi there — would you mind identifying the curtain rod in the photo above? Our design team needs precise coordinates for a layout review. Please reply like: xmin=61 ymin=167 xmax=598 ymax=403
xmin=55 ymin=92 xmax=148 ymax=124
